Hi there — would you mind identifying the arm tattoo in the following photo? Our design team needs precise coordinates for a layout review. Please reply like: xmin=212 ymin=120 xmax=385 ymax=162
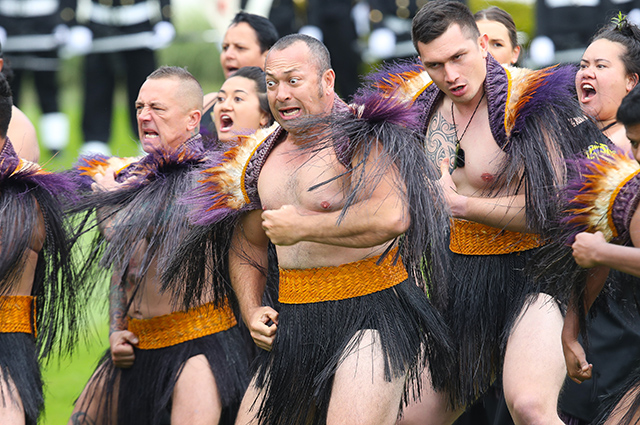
xmin=70 ymin=412 xmax=96 ymax=425
xmin=426 ymin=111 xmax=458 ymax=173
xmin=109 ymin=273 xmax=128 ymax=335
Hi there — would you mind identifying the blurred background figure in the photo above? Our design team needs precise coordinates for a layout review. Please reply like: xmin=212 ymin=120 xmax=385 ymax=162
xmin=475 ymin=6 xmax=521 ymax=66
xmin=200 ymin=11 xmax=278 ymax=138
xmin=76 ymin=0 xmax=175 ymax=156
xmin=530 ymin=0 xmax=640 ymax=67
xmin=302 ymin=0 xmax=361 ymax=100
xmin=0 ymin=0 xmax=74 ymax=154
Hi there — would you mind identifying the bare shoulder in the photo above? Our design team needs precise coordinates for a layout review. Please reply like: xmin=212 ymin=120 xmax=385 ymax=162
xmin=8 ymin=106 xmax=39 ymax=163
xmin=425 ymin=107 xmax=456 ymax=166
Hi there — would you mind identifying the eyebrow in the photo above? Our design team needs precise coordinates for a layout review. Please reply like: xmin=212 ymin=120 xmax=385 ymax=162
xmin=266 ymin=67 xmax=301 ymax=78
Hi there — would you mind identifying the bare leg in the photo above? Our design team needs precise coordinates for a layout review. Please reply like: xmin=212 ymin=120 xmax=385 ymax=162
xmin=235 ymin=375 xmax=263 ymax=425
xmin=171 ymin=354 xmax=222 ymax=424
xmin=396 ymin=365 xmax=463 ymax=425
xmin=604 ymin=385 xmax=640 ymax=425
xmin=0 ymin=370 xmax=25 ymax=425
xmin=326 ymin=329 xmax=405 ymax=425
xmin=502 ymin=293 xmax=565 ymax=425
xmin=68 ymin=363 xmax=118 ymax=425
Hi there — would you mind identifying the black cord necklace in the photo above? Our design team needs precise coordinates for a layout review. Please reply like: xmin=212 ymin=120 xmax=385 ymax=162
xmin=451 ymin=90 xmax=485 ymax=169
xmin=601 ymin=121 xmax=617 ymax=133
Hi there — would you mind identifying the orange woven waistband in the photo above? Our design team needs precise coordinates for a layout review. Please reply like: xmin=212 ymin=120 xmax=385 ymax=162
xmin=278 ymin=248 xmax=408 ymax=304
xmin=0 ymin=295 xmax=36 ymax=336
xmin=128 ymin=301 xmax=236 ymax=350
xmin=449 ymin=219 xmax=543 ymax=255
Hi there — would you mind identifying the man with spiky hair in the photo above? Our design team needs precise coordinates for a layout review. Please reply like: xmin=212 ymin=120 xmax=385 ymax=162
xmin=0 ymin=71 xmax=78 ymax=424
xmin=68 ymin=66 xmax=250 ymax=425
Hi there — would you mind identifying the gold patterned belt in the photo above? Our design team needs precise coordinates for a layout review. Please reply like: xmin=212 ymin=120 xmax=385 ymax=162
xmin=0 ymin=295 xmax=36 ymax=336
xmin=128 ymin=301 xmax=236 ymax=350
xmin=449 ymin=219 xmax=543 ymax=255
xmin=279 ymin=247 xmax=408 ymax=304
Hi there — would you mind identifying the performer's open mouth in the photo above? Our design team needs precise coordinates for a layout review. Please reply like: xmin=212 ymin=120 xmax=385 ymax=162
xmin=580 ymin=83 xmax=596 ymax=102
xmin=450 ymin=84 xmax=465 ymax=96
xmin=279 ymin=107 xmax=300 ymax=119
xmin=220 ymin=114 xmax=234 ymax=131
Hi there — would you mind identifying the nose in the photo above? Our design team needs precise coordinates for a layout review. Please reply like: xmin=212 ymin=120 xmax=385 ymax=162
xmin=274 ymin=84 xmax=291 ymax=103
xmin=218 ymin=96 xmax=232 ymax=111
xmin=137 ymin=105 xmax=151 ymax=122
xmin=580 ymin=65 xmax=595 ymax=79
xmin=443 ymin=62 xmax=459 ymax=84
xmin=223 ymin=46 xmax=236 ymax=60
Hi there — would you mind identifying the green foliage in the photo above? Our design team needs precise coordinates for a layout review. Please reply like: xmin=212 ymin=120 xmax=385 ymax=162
xmin=469 ymin=0 xmax=536 ymax=44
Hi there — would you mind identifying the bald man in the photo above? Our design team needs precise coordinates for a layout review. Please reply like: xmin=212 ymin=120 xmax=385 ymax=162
xmin=68 ymin=66 xmax=250 ymax=425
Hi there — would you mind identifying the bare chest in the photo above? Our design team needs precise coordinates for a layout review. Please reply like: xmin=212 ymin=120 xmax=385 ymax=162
xmin=258 ymin=140 xmax=349 ymax=213
xmin=426 ymin=106 xmax=508 ymax=194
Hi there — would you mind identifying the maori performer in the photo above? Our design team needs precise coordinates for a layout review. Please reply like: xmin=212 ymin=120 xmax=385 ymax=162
xmin=0 ymin=72 xmax=79 ymax=424
xmin=557 ymin=85 xmax=640 ymax=425
xmin=352 ymin=1 xmax=606 ymax=423
xmin=166 ymin=33 xmax=454 ymax=425
xmin=67 ymin=66 xmax=250 ymax=425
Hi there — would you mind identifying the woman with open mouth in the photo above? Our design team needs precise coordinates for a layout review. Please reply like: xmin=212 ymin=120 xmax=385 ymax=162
xmin=213 ymin=66 xmax=273 ymax=143
xmin=575 ymin=15 xmax=640 ymax=149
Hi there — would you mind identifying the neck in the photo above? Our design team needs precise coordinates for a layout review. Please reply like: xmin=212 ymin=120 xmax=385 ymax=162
xmin=599 ymin=118 xmax=618 ymax=133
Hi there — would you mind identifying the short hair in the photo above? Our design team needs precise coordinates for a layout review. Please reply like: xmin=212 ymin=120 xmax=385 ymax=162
xmin=147 ymin=66 xmax=203 ymax=110
xmin=0 ymin=72 xmax=12 ymax=139
xmin=231 ymin=66 xmax=273 ymax=125
xmin=591 ymin=14 xmax=640 ymax=81
xmin=268 ymin=33 xmax=331 ymax=77
xmin=412 ymin=0 xmax=480 ymax=51
xmin=230 ymin=11 xmax=279 ymax=53
xmin=474 ymin=6 xmax=518 ymax=50
xmin=617 ymin=84 xmax=640 ymax=126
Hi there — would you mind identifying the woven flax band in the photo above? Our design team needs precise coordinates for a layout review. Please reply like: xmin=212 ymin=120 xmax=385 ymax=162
xmin=128 ymin=301 xmax=236 ymax=350
xmin=449 ymin=219 xmax=543 ymax=255
xmin=278 ymin=248 xmax=408 ymax=304
xmin=0 ymin=295 xmax=36 ymax=336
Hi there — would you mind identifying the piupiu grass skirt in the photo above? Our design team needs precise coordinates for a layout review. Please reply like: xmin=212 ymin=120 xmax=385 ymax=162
xmin=79 ymin=304 xmax=250 ymax=425
xmin=0 ymin=295 xmax=41 ymax=425
xmin=250 ymin=252 xmax=454 ymax=425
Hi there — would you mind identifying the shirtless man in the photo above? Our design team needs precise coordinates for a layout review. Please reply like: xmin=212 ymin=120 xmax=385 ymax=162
xmin=69 ymin=66 xmax=249 ymax=425
xmin=0 ymin=71 xmax=75 ymax=424
xmin=397 ymin=1 xmax=600 ymax=424
xmin=231 ymin=33 xmax=449 ymax=424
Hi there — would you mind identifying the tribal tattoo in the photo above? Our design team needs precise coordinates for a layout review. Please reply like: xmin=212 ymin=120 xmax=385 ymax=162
xmin=426 ymin=110 xmax=457 ymax=173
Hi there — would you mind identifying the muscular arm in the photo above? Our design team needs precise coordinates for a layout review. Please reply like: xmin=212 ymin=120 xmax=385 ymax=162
xmin=230 ymin=209 xmax=278 ymax=350
xmin=263 ymin=144 xmax=410 ymax=247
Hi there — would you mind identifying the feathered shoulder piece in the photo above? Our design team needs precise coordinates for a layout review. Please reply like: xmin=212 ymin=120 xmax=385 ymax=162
xmin=187 ymin=123 xmax=282 ymax=226
xmin=564 ymin=149 xmax=640 ymax=245
xmin=0 ymin=139 xmax=82 ymax=361
xmin=500 ymin=63 xmax=578 ymax=146
xmin=357 ymin=58 xmax=434 ymax=104
xmin=73 ymin=154 xmax=139 ymax=191
xmin=69 ymin=136 xmax=226 ymax=308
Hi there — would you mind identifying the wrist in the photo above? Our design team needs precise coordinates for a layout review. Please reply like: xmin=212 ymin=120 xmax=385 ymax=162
xmin=450 ymin=193 xmax=469 ymax=218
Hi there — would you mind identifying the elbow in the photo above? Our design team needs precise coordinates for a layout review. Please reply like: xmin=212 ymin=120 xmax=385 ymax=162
xmin=383 ymin=210 xmax=410 ymax=239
